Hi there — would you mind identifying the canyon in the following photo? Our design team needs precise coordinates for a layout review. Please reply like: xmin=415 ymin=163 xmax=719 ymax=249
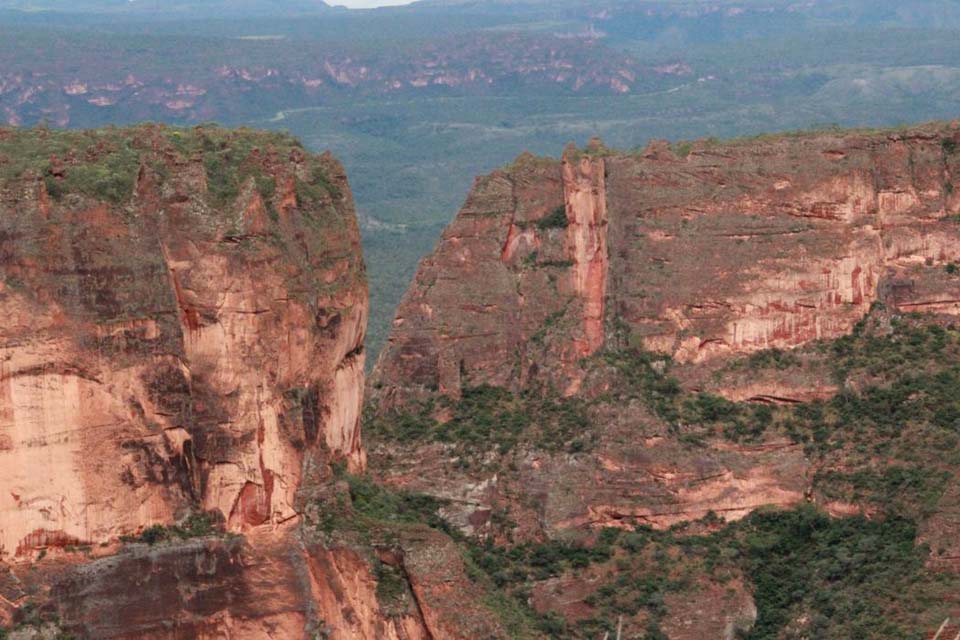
xmin=3 ymin=121 xmax=960 ymax=638
xmin=0 ymin=125 xmax=507 ymax=639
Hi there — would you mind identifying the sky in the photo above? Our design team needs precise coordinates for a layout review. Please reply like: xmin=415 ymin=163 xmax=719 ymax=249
xmin=332 ymin=0 xmax=415 ymax=7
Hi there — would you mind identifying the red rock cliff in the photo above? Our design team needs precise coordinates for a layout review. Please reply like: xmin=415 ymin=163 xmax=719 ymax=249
xmin=372 ymin=123 xmax=960 ymax=401
xmin=0 ymin=125 xmax=367 ymax=557
xmin=0 ymin=125 xmax=517 ymax=640
xmin=366 ymin=123 xmax=960 ymax=588
xmin=562 ymin=149 xmax=609 ymax=392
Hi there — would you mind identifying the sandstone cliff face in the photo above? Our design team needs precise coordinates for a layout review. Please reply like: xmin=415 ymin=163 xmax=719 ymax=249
xmin=0 ymin=125 xmax=367 ymax=558
xmin=373 ymin=124 xmax=960 ymax=401
xmin=0 ymin=126 xmax=517 ymax=640
xmin=369 ymin=122 xmax=960 ymax=545
xmin=371 ymin=149 xmax=601 ymax=403
xmin=563 ymin=153 xmax=608 ymax=359
xmin=366 ymin=123 xmax=960 ymax=638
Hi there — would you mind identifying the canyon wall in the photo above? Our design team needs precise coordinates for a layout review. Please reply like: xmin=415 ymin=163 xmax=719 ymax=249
xmin=6 ymin=121 xmax=960 ymax=639
xmin=0 ymin=126 xmax=517 ymax=640
xmin=364 ymin=123 xmax=960 ymax=638
xmin=369 ymin=123 xmax=960 ymax=545
xmin=0 ymin=125 xmax=367 ymax=558
xmin=373 ymin=124 xmax=960 ymax=401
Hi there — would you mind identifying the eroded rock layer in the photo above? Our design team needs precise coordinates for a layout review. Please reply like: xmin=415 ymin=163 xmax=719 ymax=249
xmin=370 ymin=123 xmax=960 ymax=538
xmin=373 ymin=124 xmax=960 ymax=400
xmin=3 ymin=515 xmax=513 ymax=639
xmin=0 ymin=125 xmax=367 ymax=556
xmin=0 ymin=125 xmax=519 ymax=640
xmin=366 ymin=123 xmax=960 ymax=638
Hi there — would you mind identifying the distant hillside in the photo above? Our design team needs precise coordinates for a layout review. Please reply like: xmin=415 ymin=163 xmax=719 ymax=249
xmin=0 ymin=29 xmax=659 ymax=129
xmin=0 ymin=0 xmax=333 ymax=17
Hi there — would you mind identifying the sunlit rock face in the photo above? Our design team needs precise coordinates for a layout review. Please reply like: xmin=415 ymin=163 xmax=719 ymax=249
xmin=369 ymin=123 xmax=960 ymax=546
xmin=0 ymin=126 xmax=517 ymax=640
xmin=0 ymin=125 xmax=367 ymax=559
xmin=373 ymin=124 xmax=960 ymax=402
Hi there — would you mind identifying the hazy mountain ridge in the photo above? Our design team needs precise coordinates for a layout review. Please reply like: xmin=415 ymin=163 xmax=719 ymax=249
xmin=0 ymin=0 xmax=334 ymax=17
xmin=0 ymin=30 xmax=667 ymax=129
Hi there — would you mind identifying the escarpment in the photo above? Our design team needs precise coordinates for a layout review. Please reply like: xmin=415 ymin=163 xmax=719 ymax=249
xmin=6 ymin=122 xmax=960 ymax=639
xmin=367 ymin=123 xmax=960 ymax=637
xmin=0 ymin=126 xmax=516 ymax=640
xmin=0 ymin=125 xmax=367 ymax=556
xmin=373 ymin=124 xmax=960 ymax=402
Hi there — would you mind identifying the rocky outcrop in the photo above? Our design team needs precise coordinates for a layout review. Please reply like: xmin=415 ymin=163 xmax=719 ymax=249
xmin=3 ymin=524 xmax=500 ymax=639
xmin=369 ymin=122 xmax=960 ymax=541
xmin=306 ymin=545 xmax=433 ymax=640
xmin=44 ymin=534 xmax=311 ymax=639
xmin=0 ymin=125 xmax=519 ymax=640
xmin=371 ymin=147 xmax=615 ymax=404
xmin=373 ymin=123 xmax=960 ymax=401
xmin=365 ymin=122 xmax=960 ymax=638
xmin=0 ymin=125 xmax=367 ymax=558
xmin=562 ymin=150 xmax=609 ymax=393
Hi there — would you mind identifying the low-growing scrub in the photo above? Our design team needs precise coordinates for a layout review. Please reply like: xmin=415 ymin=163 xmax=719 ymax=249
xmin=4 ymin=599 xmax=77 ymax=639
xmin=309 ymin=460 xmax=957 ymax=639
xmin=464 ymin=505 xmax=957 ymax=639
xmin=536 ymin=205 xmax=569 ymax=230
xmin=827 ymin=314 xmax=957 ymax=383
xmin=469 ymin=529 xmax=619 ymax=588
xmin=120 ymin=512 xmax=221 ymax=545
xmin=314 ymin=468 xmax=451 ymax=540
xmin=0 ymin=125 xmax=340 ymax=216
xmin=599 ymin=317 xmax=960 ymax=462
xmin=727 ymin=505 xmax=953 ymax=639
xmin=814 ymin=466 xmax=950 ymax=519
xmin=345 ymin=472 xmax=451 ymax=532
xmin=725 ymin=347 xmax=803 ymax=372
xmin=586 ymin=314 xmax=960 ymax=573
xmin=365 ymin=384 xmax=593 ymax=467
xmin=0 ymin=126 xmax=140 ymax=204
xmin=311 ymin=471 xmax=459 ymax=617
xmin=167 ymin=125 xmax=337 ymax=210
xmin=362 ymin=311 xmax=960 ymax=637
xmin=373 ymin=560 xmax=411 ymax=613
xmin=467 ymin=525 xmax=698 ymax=637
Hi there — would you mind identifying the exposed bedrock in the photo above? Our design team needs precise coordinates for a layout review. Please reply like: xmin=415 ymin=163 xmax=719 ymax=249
xmin=369 ymin=123 xmax=960 ymax=540
xmin=0 ymin=126 xmax=520 ymax=640
xmin=0 ymin=125 xmax=367 ymax=558
xmin=373 ymin=123 xmax=960 ymax=401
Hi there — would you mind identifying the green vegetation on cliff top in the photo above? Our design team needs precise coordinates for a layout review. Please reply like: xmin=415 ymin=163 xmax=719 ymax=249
xmin=0 ymin=124 xmax=339 ymax=211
